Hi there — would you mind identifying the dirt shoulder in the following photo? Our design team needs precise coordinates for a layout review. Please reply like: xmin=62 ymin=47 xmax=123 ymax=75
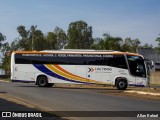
xmin=123 ymin=87 xmax=160 ymax=101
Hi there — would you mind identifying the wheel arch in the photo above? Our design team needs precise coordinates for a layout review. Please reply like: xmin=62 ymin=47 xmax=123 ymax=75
xmin=35 ymin=74 xmax=48 ymax=85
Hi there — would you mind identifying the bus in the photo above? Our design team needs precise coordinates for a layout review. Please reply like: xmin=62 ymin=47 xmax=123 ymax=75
xmin=11 ymin=50 xmax=152 ymax=90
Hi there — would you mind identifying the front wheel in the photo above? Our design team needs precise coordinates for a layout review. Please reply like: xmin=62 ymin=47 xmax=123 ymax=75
xmin=116 ymin=80 xmax=127 ymax=90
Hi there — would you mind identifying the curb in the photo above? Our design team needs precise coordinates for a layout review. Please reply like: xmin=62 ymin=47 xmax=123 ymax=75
xmin=124 ymin=90 xmax=160 ymax=96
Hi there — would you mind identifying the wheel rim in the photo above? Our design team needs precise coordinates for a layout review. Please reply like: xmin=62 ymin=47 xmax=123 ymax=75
xmin=39 ymin=78 xmax=46 ymax=86
xmin=119 ymin=81 xmax=125 ymax=88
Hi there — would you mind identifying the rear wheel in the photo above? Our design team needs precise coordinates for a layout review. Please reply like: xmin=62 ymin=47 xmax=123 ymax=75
xmin=37 ymin=76 xmax=48 ymax=87
xmin=116 ymin=79 xmax=127 ymax=90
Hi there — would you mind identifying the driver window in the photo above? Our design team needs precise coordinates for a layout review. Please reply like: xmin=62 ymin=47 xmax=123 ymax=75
xmin=136 ymin=62 xmax=146 ymax=77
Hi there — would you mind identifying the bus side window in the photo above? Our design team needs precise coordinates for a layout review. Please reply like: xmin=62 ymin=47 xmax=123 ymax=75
xmin=106 ymin=56 xmax=127 ymax=69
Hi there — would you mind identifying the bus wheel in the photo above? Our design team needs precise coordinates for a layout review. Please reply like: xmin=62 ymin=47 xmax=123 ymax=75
xmin=116 ymin=79 xmax=127 ymax=90
xmin=37 ymin=76 xmax=48 ymax=87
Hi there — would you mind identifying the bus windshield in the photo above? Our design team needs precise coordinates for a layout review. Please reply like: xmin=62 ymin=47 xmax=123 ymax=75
xmin=127 ymin=55 xmax=146 ymax=78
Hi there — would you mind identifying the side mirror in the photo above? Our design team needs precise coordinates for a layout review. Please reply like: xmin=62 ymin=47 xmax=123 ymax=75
xmin=144 ymin=59 xmax=154 ymax=69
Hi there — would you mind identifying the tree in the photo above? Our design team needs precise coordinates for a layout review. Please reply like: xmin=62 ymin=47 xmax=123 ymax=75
xmin=44 ymin=27 xmax=67 ymax=50
xmin=90 ymin=38 xmax=103 ymax=49
xmin=0 ymin=42 xmax=11 ymax=75
xmin=10 ymin=39 xmax=20 ymax=51
xmin=45 ymin=32 xmax=57 ymax=50
xmin=0 ymin=33 xmax=6 ymax=50
xmin=93 ymin=35 xmax=141 ymax=52
xmin=121 ymin=38 xmax=141 ymax=52
xmin=141 ymin=43 xmax=153 ymax=49
xmin=0 ymin=33 xmax=10 ymax=75
xmin=102 ymin=33 xmax=122 ymax=50
xmin=17 ymin=25 xmax=46 ymax=51
xmin=33 ymin=29 xmax=46 ymax=50
xmin=30 ymin=25 xmax=37 ymax=50
xmin=97 ymin=39 xmax=105 ymax=50
xmin=121 ymin=38 xmax=132 ymax=52
xmin=17 ymin=25 xmax=31 ymax=50
xmin=67 ymin=20 xmax=93 ymax=49
xmin=156 ymin=34 xmax=160 ymax=54
xmin=131 ymin=38 xmax=141 ymax=52
xmin=54 ymin=27 xmax=67 ymax=49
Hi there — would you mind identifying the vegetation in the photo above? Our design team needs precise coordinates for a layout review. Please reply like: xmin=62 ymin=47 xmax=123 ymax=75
xmin=66 ymin=21 xmax=93 ymax=49
xmin=0 ymin=20 xmax=159 ymax=74
xmin=156 ymin=34 xmax=160 ymax=54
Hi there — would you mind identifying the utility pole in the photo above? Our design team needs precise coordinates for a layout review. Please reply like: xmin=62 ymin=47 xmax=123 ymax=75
xmin=31 ymin=25 xmax=37 ymax=51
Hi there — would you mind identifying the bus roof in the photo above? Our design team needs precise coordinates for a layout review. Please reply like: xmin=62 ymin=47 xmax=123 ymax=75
xmin=12 ymin=50 xmax=143 ymax=57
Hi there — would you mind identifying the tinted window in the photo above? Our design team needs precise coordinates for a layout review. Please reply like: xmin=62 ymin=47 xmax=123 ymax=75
xmin=107 ymin=55 xmax=127 ymax=69
xmin=15 ymin=53 xmax=127 ymax=69
xmin=87 ymin=57 xmax=106 ymax=65
xmin=15 ymin=54 xmax=87 ymax=65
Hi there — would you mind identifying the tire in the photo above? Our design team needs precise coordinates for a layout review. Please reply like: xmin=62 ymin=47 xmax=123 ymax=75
xmin=116 ymin=80 xmax=127 ymax=90
xmin=37 ymin=76 xmax=48 ymax=87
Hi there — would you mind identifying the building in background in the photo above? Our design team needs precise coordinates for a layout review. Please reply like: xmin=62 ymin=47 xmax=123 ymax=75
xmin=137 ymin=48 xmax=160 ymax=71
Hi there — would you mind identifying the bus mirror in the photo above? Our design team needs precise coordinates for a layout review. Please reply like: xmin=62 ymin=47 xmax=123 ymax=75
xmin=145 ymin=59 xmax=154 ymax=69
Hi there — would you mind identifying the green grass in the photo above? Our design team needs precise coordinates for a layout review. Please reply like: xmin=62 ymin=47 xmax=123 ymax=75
xmin=0 ymin=78 xmax=10 ymax=81
xmin=150 ymin=84 xmax=160 ymax=86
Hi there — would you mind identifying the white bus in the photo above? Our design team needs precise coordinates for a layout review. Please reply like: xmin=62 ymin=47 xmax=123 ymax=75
xmin=11 ymin=50 xmax=152 ymax=90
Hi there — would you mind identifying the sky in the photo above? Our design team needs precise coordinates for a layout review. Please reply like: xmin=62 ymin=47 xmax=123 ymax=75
xmin=0 ymin=0 xmax=160 ymax=47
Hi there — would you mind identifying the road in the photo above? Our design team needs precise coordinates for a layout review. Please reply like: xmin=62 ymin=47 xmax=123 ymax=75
xmin=0 ymin=82 xmax=160 ymax=120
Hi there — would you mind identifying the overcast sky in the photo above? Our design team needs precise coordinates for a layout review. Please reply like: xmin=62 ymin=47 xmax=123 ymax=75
xmin=0 ymin=0 xmax=160 ymax=46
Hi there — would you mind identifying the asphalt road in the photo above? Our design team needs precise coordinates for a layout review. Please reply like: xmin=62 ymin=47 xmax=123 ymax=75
xmin=0 ymin=82 xmax=160 ymax=120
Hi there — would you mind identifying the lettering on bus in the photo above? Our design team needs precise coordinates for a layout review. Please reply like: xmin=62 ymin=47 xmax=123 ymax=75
xmin=22 ymin=54 xmax=42 ymax=57
xmin=43 ymin=54 xmax=55 ymax=57
xmin=103 ymin=55 xmax=113 ymax=58
xmin=21 ymin=54 xmax=113 ymax=58
xmin=89 ymin=67 xmax=112 ymax=73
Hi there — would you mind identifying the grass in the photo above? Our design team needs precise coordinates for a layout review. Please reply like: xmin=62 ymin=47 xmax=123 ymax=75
xmin=0 ymin=78 xmax=10 ymax=82
xmin=150 ymin=84 xmax=160 ymax=86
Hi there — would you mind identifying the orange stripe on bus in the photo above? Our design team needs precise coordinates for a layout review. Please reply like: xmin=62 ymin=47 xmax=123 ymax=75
xmin=54 ymin=65 xmax=86 ymax=80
